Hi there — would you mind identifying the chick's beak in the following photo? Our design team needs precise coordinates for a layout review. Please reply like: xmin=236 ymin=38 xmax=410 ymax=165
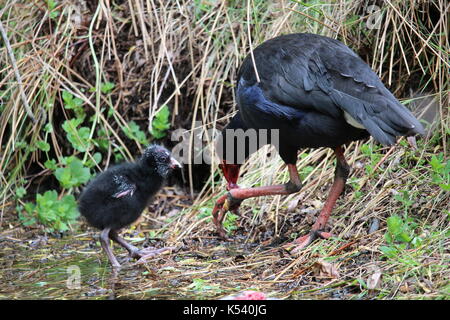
xmin=170 ymin=157 xmax=182 ymax=169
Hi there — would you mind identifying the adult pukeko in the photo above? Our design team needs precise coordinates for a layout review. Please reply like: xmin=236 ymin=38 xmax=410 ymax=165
xmin=78 ymin=145 xmax=181 ymax=269
xmin=213 ymin=33 xmax=423 ymax=250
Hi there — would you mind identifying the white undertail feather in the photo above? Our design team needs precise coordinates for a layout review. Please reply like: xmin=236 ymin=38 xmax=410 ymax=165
xmin=344 ymin=111 xmax=365 ymax=129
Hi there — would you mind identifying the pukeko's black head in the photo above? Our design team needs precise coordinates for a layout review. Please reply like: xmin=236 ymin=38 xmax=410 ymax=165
xmin=140 ymin=144 xmax=181 ymax=177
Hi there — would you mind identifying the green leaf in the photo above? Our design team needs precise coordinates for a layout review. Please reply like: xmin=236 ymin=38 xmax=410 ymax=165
xmin=386 ymin=215 xmax=412 ymax=243
xmin=56 ymin=221 xmax=69 ymax=232
xmin=62 ymin=117 xmax=81 ymax=129
xmin=114 ymin=150 xmax=124 ymax=162
xmin=44 ymin=123 xmax=53 ymax=133
xmin=198 ymin=207 xmax=212 ymax=220
xmin=38 ymin=190 xmax=58 ymax=205
xmin=100 ymin=81 xmax=115 ymax=94
xmin=47 ymin=0 xmax=57 ymax=10
xmin=430 ymin=155 xmax=444 ymax=171
xmin=24 ymin=202 xmax=36 ymax=214
xmin=411 ymin=236 xmax=423 ymax=248
xmin=387 ymin=215 xmax=403 ymax=235
xmin=15 ymin=140 xmax=27 ymax=149
xmin=36 ymin=140 xmax=50 ymax=152
xmin=123 ymin=121 xmax=149 ymax=145
xmin=223 ymin=212 xmax=238 ymax=234
xmin=62 ymin=91 xmax=85 ymax=120
xmin=54 ymin=156 xmax=91 ymax=188
xmin=85 ymin=152 xmax=102 ymax=168
xmin=55 ymin=168 xmax=71 ymax=187
xmin=398 ymin=231 xmax=412 ymax=243
xmin=70 ymin=158 xmax=91 ymax=183
xmin=16 ymin=187 xmax=27 ymax=199
xmin=21 ymin=190 xmax=79 ymax=232
xmin=39 ymin=209 xmax=57 ymax=223
xmin=150 ymin=105 xmax=170 ymax=139
xmin=62 ymin=119 xmax=91 ymax=152
xmin=379 ymin=245 xmax=398 ymax=258
xmin=62 ymin=90 xmax=74 ymax=105
xmin=20 ymin=213 xmax=37 ymax=226
xmin=44 ymin=159 xmax=57 ymax=170
xmin=93 ymin=128 xmax=110 ymax=150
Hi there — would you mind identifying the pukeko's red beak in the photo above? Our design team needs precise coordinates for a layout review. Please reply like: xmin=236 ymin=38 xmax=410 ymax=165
xmin=219 ymin=160 xmax=241 ymax=190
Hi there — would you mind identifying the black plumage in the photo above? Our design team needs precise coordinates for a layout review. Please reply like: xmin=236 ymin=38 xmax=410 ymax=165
xmin=213 ymin=33 xmax=423 ymax=249
xmin=236 ymin=33 xmax=423 ymax=163
xmin=78 ymin=144 xmax=181 ymax=268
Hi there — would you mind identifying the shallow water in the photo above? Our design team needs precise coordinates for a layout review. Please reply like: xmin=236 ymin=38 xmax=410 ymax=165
xmin=0 ymin=230 xmax=358 ymax=300
xmin=0 ymin=234 xmax=259 ymax=299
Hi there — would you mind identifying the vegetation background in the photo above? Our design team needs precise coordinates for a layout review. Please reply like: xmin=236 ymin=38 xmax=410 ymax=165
xmin=0 ymin=0 xmax=448 ymax=299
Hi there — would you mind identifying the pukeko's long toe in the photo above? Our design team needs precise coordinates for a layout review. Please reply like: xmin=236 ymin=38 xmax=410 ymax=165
xmin=78 ymin=145 xmax=181 ymax=269
xmin=214 ymin=33 xmax=424 ymax=250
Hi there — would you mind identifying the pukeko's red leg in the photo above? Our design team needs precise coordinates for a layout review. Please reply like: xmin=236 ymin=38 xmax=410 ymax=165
xmin=212 ymin=163 xmax=302 ymax=238
xmin=290 ymin=146 xmax=350 ymax=252
xmin=213 ymin=146 xmax=350 ymax=250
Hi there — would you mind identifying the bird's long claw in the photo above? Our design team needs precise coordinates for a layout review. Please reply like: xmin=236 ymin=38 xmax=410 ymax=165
xmin=212 ymin=192 xmax=244 ymax=238
xmin=286 ymin=230 xmax=333 ymax=254
xmin=134 ymin=246 xmax=176 ymax=264
xmin=212 ymin=194 xmax=228 ymax=238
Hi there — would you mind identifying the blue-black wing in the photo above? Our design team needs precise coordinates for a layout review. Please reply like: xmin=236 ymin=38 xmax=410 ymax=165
xmin=237 ymin=33 xmax=423 ymax=146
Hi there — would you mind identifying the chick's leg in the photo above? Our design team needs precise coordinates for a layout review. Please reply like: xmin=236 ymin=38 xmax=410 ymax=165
xmin=99 ymin=228 xmax=121 ymax=269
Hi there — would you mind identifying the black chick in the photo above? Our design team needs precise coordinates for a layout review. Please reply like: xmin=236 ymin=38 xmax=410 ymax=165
xmin=78 ymin=145 xmax=181 ymax=269
xmin=213 ymin=33 xmax=424 ymax=250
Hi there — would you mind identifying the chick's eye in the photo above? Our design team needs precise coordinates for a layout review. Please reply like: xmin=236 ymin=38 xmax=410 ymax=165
xmin=159 ymin=154 xmax=169 ymax=163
